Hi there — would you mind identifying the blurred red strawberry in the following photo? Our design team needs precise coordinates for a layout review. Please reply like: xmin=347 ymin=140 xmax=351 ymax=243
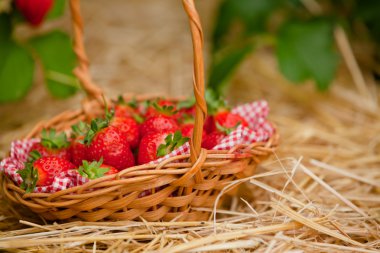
xmin=140 ymin=115 xmax=179 ymax=137
xmin=15 ymin=0 xmax=53 ymax=27
xmin=31 ymin=129 xmax=71 ymax=160
xmin=138 ymin=131 xmax=189 ymax=164
xmin=70 ymin=122 xmax=90 ymax=166
xmin=180 ymin=123 xmax=206 ymax=140
xmin=201 ymin=131 xmax=226 ymax=150
xmin=214 ymin=111 xmax=248 ymax=130
xmin=78 ymin=159 xmax=118 ymax=179
xmin=17 ymin=151 xmax=75 ymax=192
xmin=145 ymin=99 xmax=176 ymax=119
xmin=110 ymin=116 xmax=140 ymax=149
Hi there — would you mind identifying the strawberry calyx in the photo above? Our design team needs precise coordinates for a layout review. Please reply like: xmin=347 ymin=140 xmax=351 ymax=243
xmin=205 ymin=89 xmax=228 ymax=115
xmin=117 ymin=95 xmax=138 ymax=109
xmin=115 ymin=96 xmax=144 ymax=123
xmin=177 ymin=97 xmax=195 ymax=110
xmin=157 ymin=131 xmax=190 ymax=157
xmin=78 ymin=158 xmax=111 ymax=179
xmin=17 ymin=150 xmax=42 ymax=193
xmin=180 ymin=113 xmax=196 ymax=124
xmin=71 ymin=121 xmax=90 ymax=140
xmin=40 ymin=128 xmax=70 ymax=150
xmin=83 ymin=117 xmax=110 ymax=145
xmin=151 ymin=100 xmax=177 ymax=117
xmin=84 ymin=100 xmax=115 ymax=145
xmin=215 ymin=121 xmax=240 ymax=135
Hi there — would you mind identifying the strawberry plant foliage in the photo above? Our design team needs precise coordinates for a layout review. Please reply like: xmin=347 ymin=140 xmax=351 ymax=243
xmin=157 ymin=131 xmax=189 ymax=157
xmin=0 ymin=39 xmax=35 ymax=102
xmin=0 ymin=2 xmax=77 ymax=103
xmin=29 ymin=31 xmax=78 ymax=98
xmin=209 ymin=0 xmax=380 ymax=96
xmin=276 ymin=19 xmax=339 ymax=90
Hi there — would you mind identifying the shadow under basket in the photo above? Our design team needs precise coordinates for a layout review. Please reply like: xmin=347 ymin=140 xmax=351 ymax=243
xmin=1 ymin=0 xmax=279 ymax=222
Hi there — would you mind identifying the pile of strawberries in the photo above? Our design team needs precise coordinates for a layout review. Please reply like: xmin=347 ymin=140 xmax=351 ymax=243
xmin=18 ymin=96 xmax=248 ymax=192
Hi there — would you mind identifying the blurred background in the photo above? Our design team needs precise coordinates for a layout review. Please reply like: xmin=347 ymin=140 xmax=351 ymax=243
xmin=0 ymin=0 xmax=379 ymax=158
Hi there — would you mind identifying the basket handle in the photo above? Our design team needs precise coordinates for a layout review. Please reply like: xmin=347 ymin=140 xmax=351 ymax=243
xmin=69 ymin=0 xmax=207 ymax=164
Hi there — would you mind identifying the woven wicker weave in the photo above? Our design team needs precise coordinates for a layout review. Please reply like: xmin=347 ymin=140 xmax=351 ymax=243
xmin=2 ymin=0 xmax=279 ymax=222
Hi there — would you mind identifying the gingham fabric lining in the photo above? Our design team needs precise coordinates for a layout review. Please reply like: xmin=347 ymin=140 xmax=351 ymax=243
xmin=0 ymin=100 xmax=274 ymax=193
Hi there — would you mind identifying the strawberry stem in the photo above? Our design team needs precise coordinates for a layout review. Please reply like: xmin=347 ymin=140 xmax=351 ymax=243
xmin=17 ymin=150 xmax=42 ymax=193
xmin=215 ymin=121 xmax=240 ymax=135
xmin=40 ymin=128 xmax=70 ymax=149
xmin=78 ymin=158 xmax=110 ymax=179
xmin=157 ymin=131 xmax=190 ymax=157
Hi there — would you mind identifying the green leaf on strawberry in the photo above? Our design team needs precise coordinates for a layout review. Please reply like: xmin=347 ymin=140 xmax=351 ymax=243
xmin=117 ymin=95 xmax=138 ymax=109
xmin=157 ymin=131 xmax=189 ymax=157
xmin=71 ymin=121 xmax=90 ymax=138
xmin=41 ymin=128 xmax=70 ymax=149
xmin=17 ymin=150 xmax=41 ymax=193
xmin=152 ymin=100 xmax=176 ymax=116
xmin=78 ymin=158 xmax=110 ymax=179
xmin=205 ymin=89 xmax=228 ymax=115
xmin=84 ymin=118 xmax=110 ymax=145
xmin=177 ymin=97 xmax=195 ymax=110
xmin=215 ymin=121 xmax=240 ymax=135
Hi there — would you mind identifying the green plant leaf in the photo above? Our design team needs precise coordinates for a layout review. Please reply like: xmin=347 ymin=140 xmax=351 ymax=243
xmin=354 ymin=0 xmax=380 ymax=43
xmin=208 ymin=44 xmax=254 ymax=96
xmin=0 ymin=40 xmax=34 ymax=103
xmin=47 ymin=0 xmax=66 ymax=20
xmin=29 ymin=30 xmax=78 ymax=98
xmin=0 ymin=14 xmax=11 ymax=43
xmin=212 ymin=0 xmax=282 ymax=52
xmin=276 ymin=19 xmax=339 ymax=90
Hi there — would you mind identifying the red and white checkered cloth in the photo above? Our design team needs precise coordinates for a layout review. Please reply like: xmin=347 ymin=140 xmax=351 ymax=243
xmin=0 ymin=100 xmax=274 ymax=193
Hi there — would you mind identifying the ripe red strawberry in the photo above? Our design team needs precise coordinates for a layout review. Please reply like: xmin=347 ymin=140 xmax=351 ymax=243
xmin=180 ymin=123 xmax=206 ymax=139
xmin=145 ymin=99 xmax=177 ymax=119
xmin=110 ymin=117 xmax=140 ymax=149
xmin=201 ymin=131 xmax=226 ymax=150
xmin=69 ymin=122 xmax=89 ymax=166
xmin=140 ymin=115 xmax=179 ymax=137
xmin=17 ymin=151 xmax=75 ymax=192
xmin=78 ymin=159 xmax=118 ymax=179
xmin=138 ymin=131 xmax=189 ymax=165
xmin=70 ymin=137 xmax=87 ymax=166
xmin=214 ymin=111 xmax=248 ymax=130
xmin=177 ymin=97 xmax=196 ymax=123
xmin=84 ymin=118 xmax=135 ymax=171
xmin=203 ymin=116 xmax=215 ymax=134
xmin=31 ymin=129 xmax=71 ymax=160
xmin=114 ymin=96 xmax=144 ymax=122
xmin=15 ymin=0 xmax=53 ymax=27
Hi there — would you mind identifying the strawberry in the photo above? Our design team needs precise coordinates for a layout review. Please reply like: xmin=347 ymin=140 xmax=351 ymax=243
xmin=203 ymin=116 xmax=215 ymax=134
xmin=69 ymin=122 xmax=90 ymax=166
xmin=138 ymin=130 xmax=189 ymax=165
xmin=140 ymin=115 xmax=179 ymax=137
xmin=17 ymin=151 xmax=75 ymax=192
xmin=177 ymin=97 xmax=196 ymax=123
xmin=114 ymin=96 xmax=144 ymax=122
xmin=201 ymin=131 xmax=226 ymax=150
xmin=145 ymin=99 xmax=177 ymax=119
xmin=31 ymin=129 xmax=71 ymax=160
xmin=78 ymin=159 xmax=118 ymax=179
xmin=110 ymin=116 xmax=140 ymax=149
xmin=84 ymin=117 xmax=135 ymax=171
xmin=180 ymin=123 xmax=206 ymax=139
xmin=214 ymin=111 xmax=248 ymax=130
xmin=15 ymin=0 xmax=53 ymax=27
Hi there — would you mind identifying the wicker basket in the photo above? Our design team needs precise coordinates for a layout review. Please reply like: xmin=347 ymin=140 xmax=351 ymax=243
xmin=1 ymin=0 xmax=279 ymax=222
